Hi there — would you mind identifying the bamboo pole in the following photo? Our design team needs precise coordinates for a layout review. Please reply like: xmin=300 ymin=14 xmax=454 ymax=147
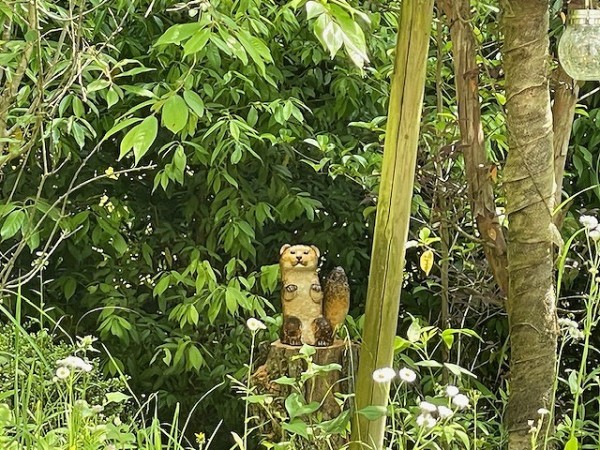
xmin=350 ymin=2 xmax=434 ymax=449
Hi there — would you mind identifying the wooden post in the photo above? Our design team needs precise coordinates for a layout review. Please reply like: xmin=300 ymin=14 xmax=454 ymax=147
xmin=350 ymin=2 xmax=434 ymax=449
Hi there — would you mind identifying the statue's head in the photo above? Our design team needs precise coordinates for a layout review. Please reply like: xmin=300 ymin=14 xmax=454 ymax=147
xmin=279 ymin=244 xmax=320 ymax=271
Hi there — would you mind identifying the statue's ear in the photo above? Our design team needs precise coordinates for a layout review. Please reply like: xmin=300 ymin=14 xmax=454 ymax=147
xmin=310 ymin=245 xmax=321 ymax=259
xmin=280 ymin=244 xmax=291 ymax=255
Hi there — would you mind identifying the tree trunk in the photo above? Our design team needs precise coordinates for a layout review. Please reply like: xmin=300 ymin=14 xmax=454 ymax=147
xmin=251 ymin=340 xmax=357 ymax=448
xmin=501 ymin=2 xmax=559 ymax=449
xmin=437 ymin=0 xmax=509 ymax=295
xmin=350 ymin=1 xmax=434 ymax=449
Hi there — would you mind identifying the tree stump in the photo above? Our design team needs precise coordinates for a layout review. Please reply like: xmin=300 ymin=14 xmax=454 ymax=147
xmin=250 ymin=339 xmax=358 ymax=447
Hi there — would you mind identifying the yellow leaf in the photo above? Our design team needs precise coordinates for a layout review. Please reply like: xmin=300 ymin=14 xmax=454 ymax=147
xmin=420 ymin=250 xmax=434 ymax=276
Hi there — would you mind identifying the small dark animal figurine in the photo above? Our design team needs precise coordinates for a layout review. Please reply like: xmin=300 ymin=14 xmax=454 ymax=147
xmin=279 ymin=244 xmax=350 ymax=347
xmin=323 ymin=266 xmax=350 ymax=334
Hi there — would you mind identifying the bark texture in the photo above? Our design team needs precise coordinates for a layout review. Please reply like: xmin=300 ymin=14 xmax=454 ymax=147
xmin=501 ymin=2 xmax=559 ymax=449
xmin=251 ymin=340 xmax=357 ymax=448
xmin=437 ymin=0 xmax=509 ymax=295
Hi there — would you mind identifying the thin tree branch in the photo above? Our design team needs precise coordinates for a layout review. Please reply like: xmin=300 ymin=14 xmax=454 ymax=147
xmin=437 ymin=0 xmax=509 ymax=295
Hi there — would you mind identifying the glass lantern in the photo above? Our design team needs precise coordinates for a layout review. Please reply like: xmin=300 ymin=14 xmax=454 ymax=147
xmin=558 ymin=9 xmax=600 ymax=81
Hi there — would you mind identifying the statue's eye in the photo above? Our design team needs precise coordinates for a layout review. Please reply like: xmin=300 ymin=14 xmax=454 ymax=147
xmin=290 ymin=251 xmax=296 ymax=255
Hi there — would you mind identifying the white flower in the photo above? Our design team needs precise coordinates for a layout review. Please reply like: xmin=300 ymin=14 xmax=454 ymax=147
xmin=57 ymin=356 xmax=93 ymax=372
xmin=571 ymin=328 xmax=585 ymax=340
xmin=445 ymin=385 xmax=459 ymax=398
xmin=372 ymin=367 xmax=396 ymax=383
xmin=558 ymin=318 xmax=584 ymax=340
xmin=398 ymin=368 xmax=416 ymax=383
xmin=558 ymin=317 xmax=578 ymax=329
xmin=537 ymin=408 xmax=550 ymax=416
xmin=56 ymin=366 xmax=71 ymax=379
xmin=590 ymin=229 xmax=600 ymax=241
xmin=580 ymin=215 xmax=598 ymax=230
xmin=405 ymin=240 xmax=419 ymax=249
xmin=75 ymin=399 xmax=89 ymax=409
xmin=416 ymin=413 xmax=437 ymax=428
xmin=437 ymin=405 xmax=453 ymax=419
xmin=91 ymin=405 xmax=104 ymax=414
xmin=77 ymin=335 xmax=99 ymax=353
xmin=418 ymin=401 xmax=437 ymax=414
xmin=452 ymin=393 xmax=469 ymax=409
xmin=246 ymin=318 xmax=267 ymax=332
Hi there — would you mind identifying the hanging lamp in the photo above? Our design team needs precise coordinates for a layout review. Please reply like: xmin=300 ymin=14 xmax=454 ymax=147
xmin=558 ymin=0 xmax=600 ymax=80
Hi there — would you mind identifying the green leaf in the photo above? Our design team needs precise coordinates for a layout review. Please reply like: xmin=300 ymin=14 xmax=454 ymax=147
xmin=104 ymin=392 xmax=131 ymax=404
xmin=183 ymin=90 xmax=205 ymax=117
xmin=317 ymin=410 xmax=350 ymax=434
xmin=87 ymin=79 xmax=111 ymax=93
xmin=273 ymin=376 xmax=296 ymax=386
xmin=313 ymin=13 xmax=344 ymax=59
xmin=306 ymin=1 xmax=327 ymax=19
xmin=1 ymin=209 xmax=26 ymax=241
xmin=231 ymin=431 xmax=245 ymax=450
xmin=72 ymin=97 xmax=85 ymax=117
xmin=64 ymin=278 xmax=77 ymax=300
xmin=282 ymin=418 xmax=309 ymax=439
xmin=154 ymin=275 xmax=171 ymax=297
xmin=285 ymin=393 xmax=305 ymax=420
xmin=415 ymin=360 xmax=443 ymax=368
xmin=162 ymin=95 xmax=189 ymax=133
xmin=119 ymin=116 xmax=158 ymax=164
xmin=331 ymin=6 xmax=369 ymax=68
xmin=106 ymin=87 xmax=119 ymax=108
xmin=406 ymin=320 xmax=421 ymax=343
xmin=26 ymin=229 xmax=40 ymax=252
xmin=229 ymin=121 xmax=240 ymax=141
xmin=236 ymin=29 xmax=272 ymax=76
xmin=568 ymin=370 xmax=580 ymax=395
xmin=225 ymin=288 xmax=238 ymax=314
xmin=441 ymin=330 xmax=454 ymax=349
xmin=443 ymin=362 xmax=477 ymax=379
xmin=103 ymin=117 xmax=142 ymax=141
xmin=155 ymin=22 xmax=204 ymax=46
xmin=564 ymin=436 xmax=578 ymax=450
xmin=357 ymin=405 xmax=387 ymax=421
xmin=0 ymin=404 xmax=11 ymax=425
xmin=183 ymin=28 xmax=211 ymax=56
xmin=112 ymin=233 xmax=128 ymax=256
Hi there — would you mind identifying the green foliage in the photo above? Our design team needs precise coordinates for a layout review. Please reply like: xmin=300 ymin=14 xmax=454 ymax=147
xmin=0 ymin=319 xmax=180 ymax=450
xmin=1 ymin=0 xmax=600 ymax=447
xmin=0 ymin=323 xmax=131 ymax=420
xmin=0 ymin=0 xmax=387 ymax=440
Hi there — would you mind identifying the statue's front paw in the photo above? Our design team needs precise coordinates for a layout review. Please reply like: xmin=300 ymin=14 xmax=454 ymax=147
xmin=315 ymin=337 xmax=332 ymax=347
xmin=312 ymin=316 xmax=333 ymax=347
xmin=281 ymin=316 xmax=302 ymax=346
xmin=285 ymin=335 xmax=302 ymax=346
